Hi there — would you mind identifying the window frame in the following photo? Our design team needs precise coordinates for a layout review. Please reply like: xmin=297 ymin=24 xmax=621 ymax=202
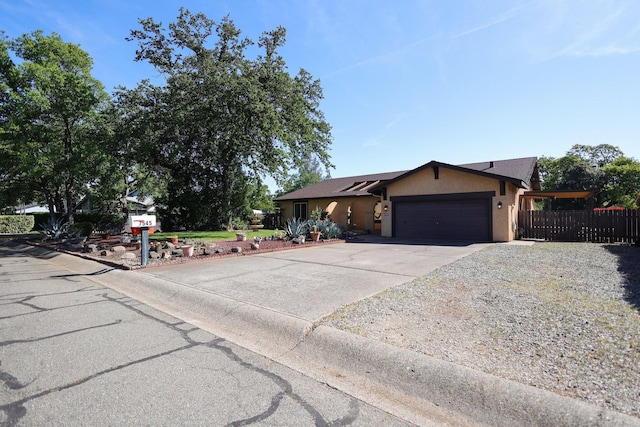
xmin=293 ymin=201 xmax=308 ymax=220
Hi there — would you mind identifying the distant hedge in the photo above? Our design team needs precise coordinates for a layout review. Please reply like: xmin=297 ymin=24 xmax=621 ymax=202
xmin=0 ymin=215 xmax=35 ymax=234
xmin=30 ymin=212 xmax=125 ymax=232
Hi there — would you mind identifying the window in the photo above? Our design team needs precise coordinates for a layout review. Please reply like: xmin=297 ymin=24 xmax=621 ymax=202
xmin=500 ymin=181 xmax=506 ymax=196
xmin=293 ymin=202 xmax=308 ymax=220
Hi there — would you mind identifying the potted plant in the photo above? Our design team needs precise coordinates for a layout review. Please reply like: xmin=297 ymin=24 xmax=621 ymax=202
xmin=309 ymin=225 xmax=321 ymax=242
xmin=181 ymin=245 xmax=194 ymax=257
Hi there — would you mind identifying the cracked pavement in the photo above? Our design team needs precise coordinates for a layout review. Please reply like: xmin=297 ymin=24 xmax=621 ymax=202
xmin=0 ymin=242 xmax=412 ymax=426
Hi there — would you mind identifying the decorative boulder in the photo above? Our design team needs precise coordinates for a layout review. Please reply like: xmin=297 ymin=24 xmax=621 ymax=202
xmin=149 ymin=251 xmax=160 ymax=259
xmin=161 ymin=251 xmax=171 ymax=259
xmin=121 ymin=252 xmax=136 ymax=260
xmin=251 ymin=243 xmax=259 ymax=250
xmin=231 ymin=246 xmax=242 ymax=253
xmin=110 ymin=245 xmax=127 ymax=253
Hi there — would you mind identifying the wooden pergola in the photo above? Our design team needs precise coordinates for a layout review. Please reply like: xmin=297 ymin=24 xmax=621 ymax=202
xmin=521 ymin=189 xmax=599 ymax=210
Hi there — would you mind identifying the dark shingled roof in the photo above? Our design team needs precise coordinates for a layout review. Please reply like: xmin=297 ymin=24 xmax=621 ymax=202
xmin=368 ymin=157 xmax=539 ymax=193
xmin=275 ymin=157 xmax=539 ymax=201
xmin=274 ymin=170 xmax=407 ymax=201
xmin=458 ymin=157 xmax=539 ymax=187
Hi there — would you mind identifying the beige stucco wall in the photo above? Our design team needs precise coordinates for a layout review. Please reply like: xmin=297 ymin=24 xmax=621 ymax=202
xmin=278 ymin=196 xmax=380 ymax=232
xmin=380 ymin=167 xmax=524 ymax=242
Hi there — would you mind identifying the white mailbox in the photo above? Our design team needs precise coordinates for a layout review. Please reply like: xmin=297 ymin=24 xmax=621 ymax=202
xmin=128 ymin=215 xmax=156 ymax=228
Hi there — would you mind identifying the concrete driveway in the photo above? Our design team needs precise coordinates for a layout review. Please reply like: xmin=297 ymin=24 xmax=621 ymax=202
xmin=136 ymin=236 xmax=490 ymax=322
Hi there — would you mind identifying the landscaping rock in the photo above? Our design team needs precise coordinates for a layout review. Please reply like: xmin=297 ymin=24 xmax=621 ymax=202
xmin=84 ymin=244 xmax=98 ymax=253
xmin=171 ymin=249 xmax=183 ymax=257
xmin=165 ymin=242 xmax=176 ymax=250
xmin=111 ymin=245 xmax=126 ymax=253
xmin=149 ymin=251 xmax=160 ymax=259
xmin=121 ymin=252 xmax=136 ymax=260
xmin=100 ymin=250 xmax=108 ymax=256
xmin=214 ymin=248 xmax=225 ymax=254
xmin=251 ymin=243 xmax=259 ymax=250
xmin=231 ymin=246 xmax=242 ymax=253
xmin=161 ymin=251 xmax=171 ymax=259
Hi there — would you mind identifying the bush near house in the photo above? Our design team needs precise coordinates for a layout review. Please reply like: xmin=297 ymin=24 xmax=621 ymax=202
xmin=0 ymin=215 xmax=35 ymax=234
xmin=284 ymin=217 xmax=344 ymax=240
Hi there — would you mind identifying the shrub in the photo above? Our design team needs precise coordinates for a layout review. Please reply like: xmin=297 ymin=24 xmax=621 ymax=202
xmin=0 ymin=215 xmax=35 ymax=233
xmin=38 ymin=217 xmax=71 ymax=241
xmin=75 ymin=212 xmax=122 ymax=227
xmin=70 ymin=221 xmax=93 ymax=237
xmin=307 ymin=218 xmax=343 ymax=239
xmin=283 ymin=218 xmax=309 ymax=239
xmin=31 ymin=212 xmax=123 ymax=233
xmin=323 ymin=221 xmax=343 ymax=239
xmin=32 ymin=213 xmax=61 ymax=230
xmin=309 ymin=206 xmax=327 ymax=222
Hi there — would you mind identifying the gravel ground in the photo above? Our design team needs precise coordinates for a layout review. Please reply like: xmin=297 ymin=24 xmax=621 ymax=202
xmin=323 ymin=242 xmax=640 ymax=418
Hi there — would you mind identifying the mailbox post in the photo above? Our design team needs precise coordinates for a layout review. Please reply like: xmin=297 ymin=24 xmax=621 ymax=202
xmin=128 ymin=215 xmax=156 ymax=267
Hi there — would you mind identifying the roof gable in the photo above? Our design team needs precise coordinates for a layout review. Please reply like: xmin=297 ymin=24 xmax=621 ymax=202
xmin=369 ymin=157 xmax=539 ymax=192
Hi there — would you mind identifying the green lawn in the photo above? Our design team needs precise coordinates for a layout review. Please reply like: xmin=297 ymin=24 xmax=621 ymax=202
xmin=149 ymin=229 xmax=281 ymax=241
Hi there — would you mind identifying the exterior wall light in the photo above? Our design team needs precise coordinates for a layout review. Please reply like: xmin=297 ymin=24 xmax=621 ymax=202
xmin=383 ymin=204 xmax=389 ymax=212
xmin=497 ymin=201 xmax=503 ymax=209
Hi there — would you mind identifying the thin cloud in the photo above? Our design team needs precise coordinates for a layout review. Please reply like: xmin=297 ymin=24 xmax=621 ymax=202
xmin=362 ymin=137 xmax=381 ymax=148
xmin=452 ymin=3 xmax=530 ymax=39
xmin=538 ymin=0 xmax=640 ymax=60
xmin=322 ymin=34 xmax=438 ymax=79
xmin=385 ymin=115 xmax=407 ymax=129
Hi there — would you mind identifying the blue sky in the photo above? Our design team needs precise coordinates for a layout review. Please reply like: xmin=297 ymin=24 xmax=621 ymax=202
xmin=2 ymin=0 xmax=639 ymax=187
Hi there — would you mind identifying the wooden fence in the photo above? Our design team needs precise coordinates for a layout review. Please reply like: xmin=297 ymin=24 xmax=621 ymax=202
xmin=518 ymin=209 xmax=639 ymax=243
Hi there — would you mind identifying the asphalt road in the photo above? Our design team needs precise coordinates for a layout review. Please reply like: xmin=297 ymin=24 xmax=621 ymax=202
xmin=0 ymin=241 xmax=414 ymax=426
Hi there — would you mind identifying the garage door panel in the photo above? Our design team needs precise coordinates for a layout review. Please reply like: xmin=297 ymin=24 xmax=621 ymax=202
xmin=394 ymin=199 xmax=491 ymax=241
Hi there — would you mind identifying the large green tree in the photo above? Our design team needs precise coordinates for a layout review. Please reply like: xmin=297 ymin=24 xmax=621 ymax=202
xmin=539 ymin=144 xmax=640 ymax=209
xmin=276 ymin=155 xmax=328 ymax=197
xmin=118 ymin=9 xmax=332 ymax=230
xmin=0 ymin=31 xmax=109 ymax=221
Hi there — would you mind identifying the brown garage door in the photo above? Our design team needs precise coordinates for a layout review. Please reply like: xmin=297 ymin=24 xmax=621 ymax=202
xmin=393 ymin=198 xmax=491 ymax=241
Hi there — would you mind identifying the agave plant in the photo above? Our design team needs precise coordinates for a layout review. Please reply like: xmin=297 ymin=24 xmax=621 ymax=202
xmin=38 ymin=217 xmax=71 ymax=241
xmin=323 ymin=221 xmax=343 ymax=239
xmin=283 ymin=218 xmax=309 ymax=239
